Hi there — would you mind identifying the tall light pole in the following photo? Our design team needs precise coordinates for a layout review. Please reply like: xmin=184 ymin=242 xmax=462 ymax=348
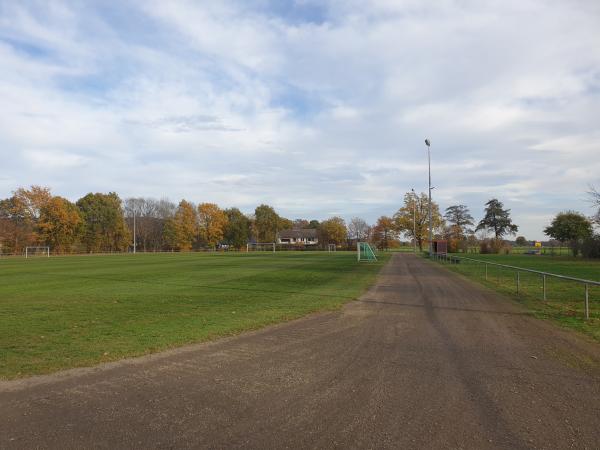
xmin=132 ymin=199 xmax=136 ymax=254
xmin=425 ymin=139 xmax=433 ymax=256
xmin=411 ymin=188 xmax=416 ymax=253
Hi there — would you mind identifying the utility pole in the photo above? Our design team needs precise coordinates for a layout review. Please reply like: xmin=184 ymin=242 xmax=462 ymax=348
xmin=425 ymin=139 xmax=433 ymax=256
xmin=411 ymin=188 xmax=417 ymax=253
xmin=133 ymin=199 xmax=136 ymax=254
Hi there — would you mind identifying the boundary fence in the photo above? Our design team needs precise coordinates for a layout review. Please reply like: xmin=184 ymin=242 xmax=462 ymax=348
xmin=430 ymin=253 xmax=599 ymax=319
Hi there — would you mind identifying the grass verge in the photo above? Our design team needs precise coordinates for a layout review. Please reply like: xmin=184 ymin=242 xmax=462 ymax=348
xmin=429 ymin=254 xmax=600 ymax=342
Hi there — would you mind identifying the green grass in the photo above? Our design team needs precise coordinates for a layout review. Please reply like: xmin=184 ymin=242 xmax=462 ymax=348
xmin=0 ymin=251 xmax=389 ymax=379
xmin=432 ymin=254 xmax=600 ymax=341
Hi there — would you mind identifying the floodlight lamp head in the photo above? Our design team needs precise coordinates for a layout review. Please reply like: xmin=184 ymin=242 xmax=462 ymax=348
xmin=425 ymin=139 xmax=431 ymax=147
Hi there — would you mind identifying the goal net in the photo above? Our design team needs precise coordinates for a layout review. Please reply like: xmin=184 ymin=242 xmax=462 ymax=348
xmin=246 ymin=242 xmax=276 ymax=253
xmin=25 ymin=246 xmax=50 ymax=258
xmin=357 ymin=242 xmax=377 ymax=262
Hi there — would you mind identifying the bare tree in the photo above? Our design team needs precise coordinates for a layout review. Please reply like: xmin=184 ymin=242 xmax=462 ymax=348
xmin=348 ymin=217 xmax=370 ymax=241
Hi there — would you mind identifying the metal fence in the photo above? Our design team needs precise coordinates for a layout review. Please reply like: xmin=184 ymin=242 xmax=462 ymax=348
xmin=430 ymin=253 xmax=600 ymax=319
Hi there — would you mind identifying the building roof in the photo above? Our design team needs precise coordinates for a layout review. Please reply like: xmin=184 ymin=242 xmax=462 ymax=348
xmin=278 ymin=229 xmax=318 ymax=239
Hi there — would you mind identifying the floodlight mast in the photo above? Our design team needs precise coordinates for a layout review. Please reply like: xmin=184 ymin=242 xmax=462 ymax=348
xmin=425 ymin=139 xmax=433 ymax=256
xmin=411 ymin=188 xmax=416 ymax=253
xmin=133 ymin=199 xmax=136 ymax=254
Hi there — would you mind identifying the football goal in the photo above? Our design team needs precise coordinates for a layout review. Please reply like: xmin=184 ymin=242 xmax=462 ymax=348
xmin=357 ymin=242 xmax=377 ymax=262
xmin=328 ymin=244 xmax=336 ymax=252
xmin=25 ymin=246 xmax=50 ymax=258
xmin=246 ymin=242 xmax=276 ymax=253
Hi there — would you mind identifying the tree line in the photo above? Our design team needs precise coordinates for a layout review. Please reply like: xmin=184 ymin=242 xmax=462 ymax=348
xmin=0 ymin=186 xmax=360 ymax=254
xmin=1 ymin=185 xmax=598 ymax=256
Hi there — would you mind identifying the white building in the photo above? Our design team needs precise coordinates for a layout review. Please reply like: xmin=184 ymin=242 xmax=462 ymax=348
xmin=277 ymin=229 xmax=318 ymax=245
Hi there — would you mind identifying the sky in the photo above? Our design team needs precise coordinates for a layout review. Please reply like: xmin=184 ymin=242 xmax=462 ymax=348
xmin=1 ymin=0 xmax=599 ymax=240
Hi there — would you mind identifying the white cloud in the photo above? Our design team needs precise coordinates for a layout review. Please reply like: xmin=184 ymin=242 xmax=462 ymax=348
xmin=0 ymin=0 xmax=599 ymax=239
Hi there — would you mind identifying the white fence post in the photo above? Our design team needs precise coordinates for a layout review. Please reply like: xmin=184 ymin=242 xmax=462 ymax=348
xmin=585 ymin=284 xmax=589 ymax=320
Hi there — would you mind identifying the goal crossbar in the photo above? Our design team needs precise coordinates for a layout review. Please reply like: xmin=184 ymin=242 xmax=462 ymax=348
xmin=25 ymin=246 xmax=50 ymax=258
xmin=246 ymin=242 xmax=276 ymax=253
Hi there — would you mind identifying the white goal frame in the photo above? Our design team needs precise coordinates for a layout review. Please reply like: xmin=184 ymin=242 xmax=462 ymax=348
xmin=357 ymin=242 xmax=378 ymax=262
xmin=25 ymin=246 xmax=50 ymax=258
xmin=328 ymin=244 xmax=336 ymax=252
xmin=246 ymin=242 xmax=276 ymax=253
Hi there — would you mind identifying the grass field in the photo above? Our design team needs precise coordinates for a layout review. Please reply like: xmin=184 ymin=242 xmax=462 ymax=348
xmin=0 ymin=251 xmax=389 ymax=380
xmin=432 ymin=254 xmax=600 ymax=341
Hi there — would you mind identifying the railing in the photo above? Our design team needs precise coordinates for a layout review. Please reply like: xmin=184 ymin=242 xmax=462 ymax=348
xmin=430 ymin=253 xmax=599 ymax=319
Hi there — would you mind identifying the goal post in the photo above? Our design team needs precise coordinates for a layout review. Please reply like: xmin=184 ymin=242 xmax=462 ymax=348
xmin=328 ymin=244 xmax=336 ymax=252
xmin=25 ymin=246 xmax=50 ymax=258
xmin=246 ymin=242 xmax=276 ymax=253
xmin=357 ymin=242 xmax=377 ymax=262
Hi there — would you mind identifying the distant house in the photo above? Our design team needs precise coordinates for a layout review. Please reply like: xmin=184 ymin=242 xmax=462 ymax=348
xmin=277 ymin=229 xmax=318 ymax=245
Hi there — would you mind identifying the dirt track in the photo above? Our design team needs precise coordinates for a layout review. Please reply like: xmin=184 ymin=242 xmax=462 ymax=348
xmin=1 ymin=254 xmax=599 ymax=449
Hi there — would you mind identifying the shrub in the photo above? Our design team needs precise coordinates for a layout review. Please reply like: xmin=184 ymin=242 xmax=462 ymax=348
xmin=580 ymin=236 xmax=600 ymax=258
xmin=479 ymin=238 xmax=511 ymax=254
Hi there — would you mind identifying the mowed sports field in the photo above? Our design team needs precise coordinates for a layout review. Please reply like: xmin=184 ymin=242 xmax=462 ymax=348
xmin=0 ymin=251 xmax=389 ymax=379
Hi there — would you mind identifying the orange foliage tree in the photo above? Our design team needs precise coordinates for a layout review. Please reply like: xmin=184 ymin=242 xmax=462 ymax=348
xmin=197 ymin=203 xmax=228 ymax=249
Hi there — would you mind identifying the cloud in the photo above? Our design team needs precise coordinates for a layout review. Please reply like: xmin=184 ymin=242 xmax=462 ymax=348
xmin=0 ymin=0 xmax=599 ymax=239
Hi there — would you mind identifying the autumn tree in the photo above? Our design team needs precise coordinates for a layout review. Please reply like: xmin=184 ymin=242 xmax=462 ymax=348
xmin=394 ymin=192 xmax=443 ymax=251
xmin=476 ymin=199 xmax=518 ymax=240
xmin=319 ymin=217 xmax=347 ymax=247
xmin=254 ymin=204 xmax=280 ymax=242
xmin=13 ymin=186 xmax=52 ymax=222
xmin=0 ymin=197 xmax=33 ymax=253
xmin=37 ymin=196 xmax=82 ymax=253
xmin=197 ymin=203 xmax=228 ymax=248
xmin=544 ymin=211 xmax=593 ymax=256
xmin=0 ymin=186 xmax=52 ymax=253
xmin=372 ymin=216 xmax=396 ymax=250
xmin=223 ymin=208 xmax=251 ymax=249
xmin=163 ymin=200 xmax=197 ymax=251
xmin=77 ymin=192 xmax=130 ymax=252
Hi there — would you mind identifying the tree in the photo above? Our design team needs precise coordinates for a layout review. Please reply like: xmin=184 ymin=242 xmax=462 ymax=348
xmin=76 ymin=192 xmax=130 ymax=252
xmin=123 ymin=197 xmax=176 ymax=252
xmin=254 ymin=204 xmax=280 ymax=242
xmin=372 ymin=216 xmax=396 ymax=250
xmin=515 ymin=236 xmax=528 ymax=246
xmin=37 ymin=196 xmax=82 ymax=253
xmin=0 ymin=186 xmax=53 ymax=253
xmin=348 ymin=217 xmax=370 ymax=241
xmin=223 ymin=208 xmax=251 ymax=249
xmin=308 ymin=220 xmax=320 ymax=229
xmin=393 ymin=192 xmax=443 ymax=251
xmin=197 ymin=203 xmax=228 ymax=248
xmin=319 ymin=217 xmax=347 ymax=247
xmin=0 ymin=196 xmax=36 ymax=254
xmin=475 ymin=199 xmax=518 ymax=239
xmin=444 ymin=205 xmax=474 ymax=239
xmin=163 ymin=200 xmax=197 ymax=251
xmin=293 ymin=219 xmax=310 ymax=229
xmin=544 ymin=211 xmax=592 ymax=256
xmin=278 ymin=216 xmax=293 ymax=232
xmin=13 ymin=186 xmax=52 ymax=222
